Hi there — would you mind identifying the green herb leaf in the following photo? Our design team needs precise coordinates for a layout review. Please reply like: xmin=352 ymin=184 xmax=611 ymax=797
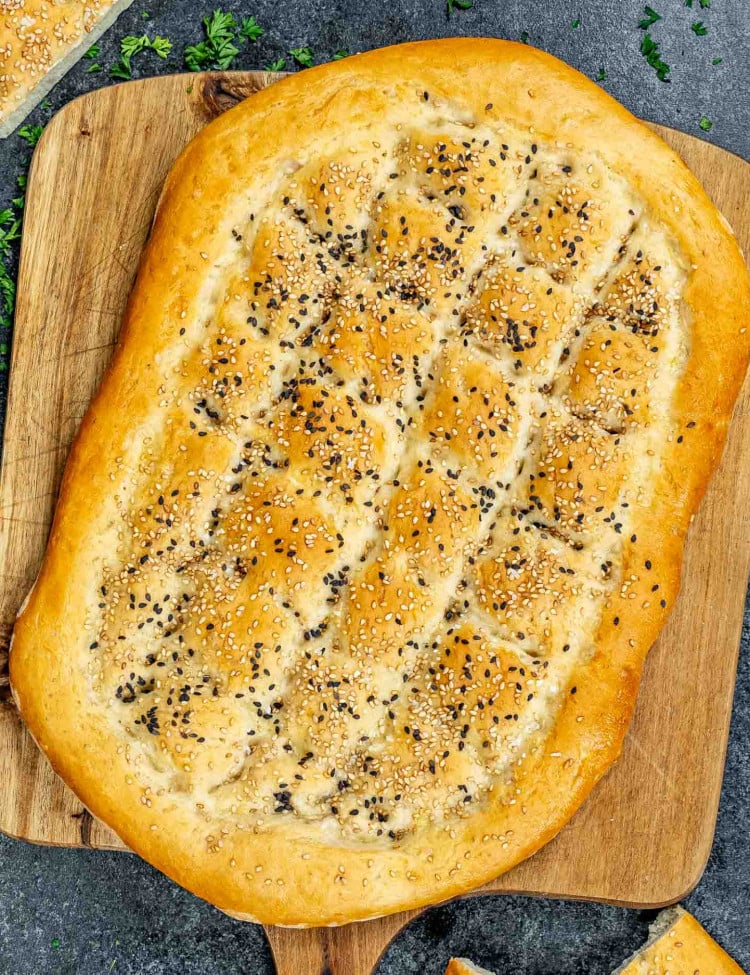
xmin=699 ymin=0 xmax=710 ymax=7
xmin=120 ymin=34 xmax=151 ymax=61
xmin=266 ymin=58 xmax=286 ymax=71
xmin=711 ymin=56 xmax=723 ymax=64
xmin=112 ymin=33 xmax=171 ymax=79
xmin=0 ymin=274 xmax=16 ymax=328
xmin=289 ymin=46 xmax=314 ymax=68
xmin=185 ymin=10 xmax=240 ymax=71
xmin=685 ymin=0 xmax=693 ymax=6
xmin=520 ymin=31 xmax=529 ymax=43
xmin=0 ymin=213 xmax=21 ymax=253
xmin=447 ymin=0 xmax=473 ymax=13
xmin=18 ymin=124 xmax=43 ymax=147
xmin=699 ymin=115 xmax=713 ymax=131
xmin=184 ymin=43 xmax=210 ymax=71
xmin=86 ymin=63 xmax=102 ymax=73
xmin=332 ymin=49 xmax=349 ymax=60
xmin=640 ymin=33 xmax=671 ymax=82
xmin=84 ymin=44 xmax=100 ymax=59
xmin=110 ymin=59 xmax=132 ymax=80
xmin=596 ymin=67 xmax=607 ymax=81
xmin=638 ymin=5 xmax=662 ymax=29
xmin=150 ymin=36 xmax=172 ymax=59
xmin=691 ymin=20 xmax=707 ymax=35
xmin=0 ymin=204 xmax=20 ymax=333
xmin=141 ymin=9 xmax=150 ymax=17
xmin=240 ymin=16 xmax=264 ymax=42
xmin=571 ymin=18 xmax=580 ymax=29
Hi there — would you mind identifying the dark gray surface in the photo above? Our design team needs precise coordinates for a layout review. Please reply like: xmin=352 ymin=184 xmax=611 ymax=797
xmin=0 ymin=1 xmax=748 ymax=973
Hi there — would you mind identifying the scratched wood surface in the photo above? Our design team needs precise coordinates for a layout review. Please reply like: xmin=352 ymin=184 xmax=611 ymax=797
xmin=0 ymin=72 xmax=748 ymax=975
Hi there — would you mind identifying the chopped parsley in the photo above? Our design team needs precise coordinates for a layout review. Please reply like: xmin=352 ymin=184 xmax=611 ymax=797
xmin=699 ymin=0 xmax=710 ymax=7
xmin=520 ymin=31 xmax=529 ymax=43
xmin=699 ymin=116 xmax=713 ymax=131
xmin=571 ymin=18 xmax=580 ymax=29
xmin=184 ymin=11 xmax=241 ymax=71
xmin=239 ymin=16 xmax=264 ymax=42
xmin=87 ymin=63 xmax=102 ymax=73
xmin=640 ymin=33 xmax=671 ymax=82
xmin=596 ymin=67 xmax=607 ymax=81
xmin=110 ymin=59 xmax=137 ymax=79
xmin=447 ymin=0 xmax=473 ymax=13
xmin=18 ymin=124 xmax=43 ymax=148
xmin=14 ymin=173 xmax=26 ymax=207
xmin=333 ymin=49 xmax=350 ymax=60
xmin=691 ymin=21 xmax=707 ymax=36
xmin=112 ymin=34 xmax=172 ymax=80
xmin=289 ymin=46 xmax=314 ymax=68
xmin=712 ymin=57 xmax=723 ymax=65
xmin=266 ymin=58 xmax=287 ymax=71
xmin=84 ymin=44 xmax=100 ymax=60
xmin=149 ymin=37 xmax=172 ymax=58
xmin=0 ymin=210 xmax=21 ymax=335
xmin=0 ymin=127 xmax=47 ymax=356
xmin=184 ymin=10 xmax=262 ymax=71
xmin=0 ymin=115 xmax=53 ymax=371
xmin=638 ymin=6 xmax=662 ymax=29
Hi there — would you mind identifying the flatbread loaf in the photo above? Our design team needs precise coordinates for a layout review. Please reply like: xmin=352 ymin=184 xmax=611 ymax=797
xmin=0 ymin=0 xmax=136 ymax=137
xmin=10 ymin=40 xmax=750 ymax=925
xmin=446 ymin=906 xmax=745 ymax=975
xmin=446 ymin=960 xmax=494 ymax=975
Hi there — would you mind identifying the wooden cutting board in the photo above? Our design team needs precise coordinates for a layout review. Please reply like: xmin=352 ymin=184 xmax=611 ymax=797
xmin=0 ymin=71 xmax=748 ymax=975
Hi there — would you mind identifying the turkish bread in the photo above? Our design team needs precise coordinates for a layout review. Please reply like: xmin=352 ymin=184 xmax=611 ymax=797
xmin=10 ymin=40 xmax=750 ymax=925
xmin=446 ymin=906 xmax=745 ymax=975
xmin=0 ymin=0 xmax=136 ymax=137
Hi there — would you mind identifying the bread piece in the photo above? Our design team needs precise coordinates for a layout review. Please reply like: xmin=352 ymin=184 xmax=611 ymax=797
xmin=614 ymin=907 xmax=745 ymax=975
xmin=446 ymin=906 xmax=746 ymax=975
xmin=0 ymin=0 xmax=136 ymax=137
xmin=445 ymin=961 xmax=495 ymax=975
xmin=10 ymin=39 xmax=750 ymax=926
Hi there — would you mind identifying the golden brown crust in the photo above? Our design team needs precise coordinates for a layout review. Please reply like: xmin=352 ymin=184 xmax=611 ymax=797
xmin=10 ymin=39 xmax=750 ymax=926
xmin=445 ymin=961 xmax=493 ymax=975
xmin=446 ymin=907 xmax=745 ymax=975
xmin=615 ymin=908 xmax=745 ymax=975
xmin=0 ymin=0 xmax=136 ymax=136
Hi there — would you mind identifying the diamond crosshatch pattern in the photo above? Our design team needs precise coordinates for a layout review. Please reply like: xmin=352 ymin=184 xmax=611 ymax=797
xmin=87 ymin=113 xmax=687 ymax=848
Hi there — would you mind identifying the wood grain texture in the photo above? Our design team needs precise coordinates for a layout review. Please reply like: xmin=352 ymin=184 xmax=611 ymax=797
xmin=0 ymin=71 xmax=747 ymax=975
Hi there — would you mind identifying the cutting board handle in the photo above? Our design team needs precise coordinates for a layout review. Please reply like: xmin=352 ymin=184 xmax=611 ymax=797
xmin=265 ymin=912 xmax=417 ymax=975
xmin=266 ymin=928 xmax=329 ymax=975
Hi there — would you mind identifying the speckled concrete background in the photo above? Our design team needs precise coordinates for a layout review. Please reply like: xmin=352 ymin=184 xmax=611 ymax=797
xmin=0 ymin=1 xmax=748 ymax=973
